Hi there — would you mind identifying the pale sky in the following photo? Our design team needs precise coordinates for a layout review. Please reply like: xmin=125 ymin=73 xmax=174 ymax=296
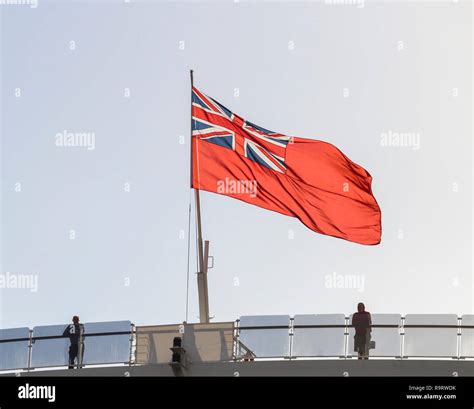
xmin=0 ymin=0 xmax=472 ymax=330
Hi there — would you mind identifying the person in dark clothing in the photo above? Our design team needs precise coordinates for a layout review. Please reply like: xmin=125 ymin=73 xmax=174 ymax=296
xmin=63 ymin=316 xmax=85 ymax=369
xmin=352 ymin=303 xmax=372 ymax=360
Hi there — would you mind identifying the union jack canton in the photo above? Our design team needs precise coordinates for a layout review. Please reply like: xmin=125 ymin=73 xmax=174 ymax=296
xmin=192 ymin=87 xmax=292 ymax=174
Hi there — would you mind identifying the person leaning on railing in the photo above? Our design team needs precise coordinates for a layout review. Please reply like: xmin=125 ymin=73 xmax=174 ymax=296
xmin=62 ymin=316 xmax=85 ymax=369
xmin=352 ymin=303 xmax=372 ymax=360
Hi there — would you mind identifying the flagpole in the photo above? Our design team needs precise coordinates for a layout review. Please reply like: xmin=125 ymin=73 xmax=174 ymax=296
xmin=190 ymin=69 xmax=210 ymax=324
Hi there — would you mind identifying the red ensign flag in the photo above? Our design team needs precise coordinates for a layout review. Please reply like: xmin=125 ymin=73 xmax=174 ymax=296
xmin=191 ymin=87 xmax=381 ymax=245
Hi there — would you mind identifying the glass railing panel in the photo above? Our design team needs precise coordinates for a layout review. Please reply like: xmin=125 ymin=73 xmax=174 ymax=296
xmin=238 ymin=315 xmax=290 ymax=358
xmin=292 ymin=314 xmax=345 ymax=357
xmin=460 ymin=315 xmax=474 ymax=358
xmin=31 ymin=324 xmax=70 ymax=368
xmin=82 ymin=321 xmax=131 ymax=365
xmin=0 ymin=327 xmax=30 ymax=371
xmin=31 ymin=321 xmax=132 ymax=368
xmin=403 ymin=314 xmax=458 ymax=357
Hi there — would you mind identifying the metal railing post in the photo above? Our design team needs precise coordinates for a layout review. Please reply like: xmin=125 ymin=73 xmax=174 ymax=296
xmin=27 ymin=329 xmax=33 ymax=372
xmin=78 ymin=325 xmax=84 ymax=369
xmin=232 ymin=320 xmax=239 ymax=360
xmin=457 ymin=316 xmax=461 ymax=360
xmin=129 ymin=323 xmax=135 ymax=365
xmin=234 ymin=319 xmax=240 ymax=359
xmin=288 ymin=318 xmax=293 ymax=360
xmin=400 ymin=316 xmax=405 ymax=359
xmin=344 ymin=316 xmax=348 ymax=359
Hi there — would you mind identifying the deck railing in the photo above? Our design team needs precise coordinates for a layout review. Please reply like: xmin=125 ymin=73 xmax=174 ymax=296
xmin=1 ymin=314 xmax=474 ymax=373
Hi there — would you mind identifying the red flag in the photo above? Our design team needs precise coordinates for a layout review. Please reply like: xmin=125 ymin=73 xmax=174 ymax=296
xmin=191 ymin=87 xmax=381 ymax=245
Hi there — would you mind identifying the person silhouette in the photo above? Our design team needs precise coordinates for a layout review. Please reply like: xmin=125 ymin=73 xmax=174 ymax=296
xmin=352 ymin=303 xmax=372 ymax=359
xmin=62 ymin=316 xmax=85 ymax=369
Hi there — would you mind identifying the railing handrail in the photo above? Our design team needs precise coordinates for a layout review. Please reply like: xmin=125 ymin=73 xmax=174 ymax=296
xmin=3 ymin=323 xmax=469 ymax=342
xmin=237 ymin=324 xmax=473 ymax=330
xmin=0 ymin=330 xmax=133 ymax=344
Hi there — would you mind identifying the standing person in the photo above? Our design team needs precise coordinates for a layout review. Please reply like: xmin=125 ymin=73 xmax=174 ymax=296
xmin=352 ymin=303 xmax=372 ymax=360
xmin=63 ymin=316 xmax=85 ymax=369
